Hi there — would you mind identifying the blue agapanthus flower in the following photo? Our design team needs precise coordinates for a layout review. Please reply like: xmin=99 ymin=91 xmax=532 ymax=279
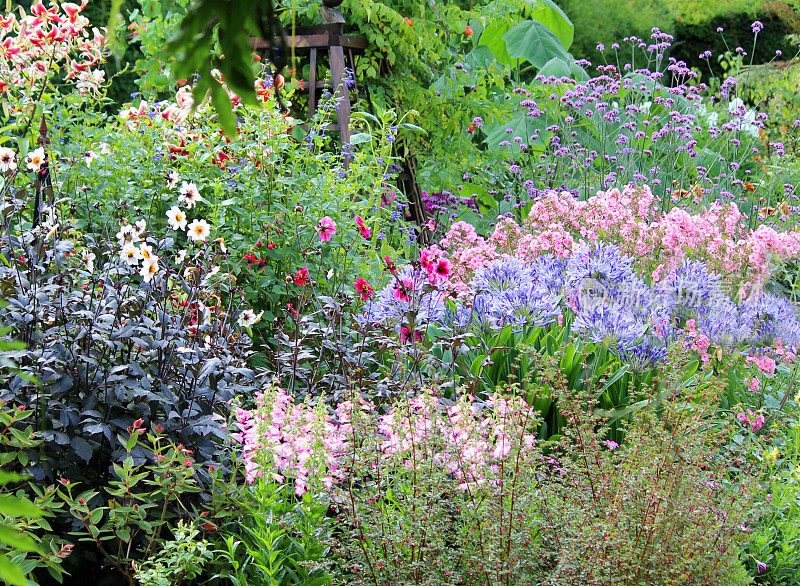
xmin=466 ymin=257 xmax=562 ymax=332
xmin=528 ymin=254 xmax=567 ymax=296
xmin=696 ymin=300 xmax=755 ymax=346
xmin=489 ymin=286 xmax=561 ymax=330
xmin=747 ymin=292 xmax=800 ymax=347
xmin=663 ymin=259 xmax=725 ymax=316
xmin=572 ymin=304 xmax=648 ymax=345
xmin=565 ymin=241 xmax=637 ymax=294
xmin=472 ymin=257 xmax=529 ymax=294
xmin=612 ymin=338 xmax=670 ymax=372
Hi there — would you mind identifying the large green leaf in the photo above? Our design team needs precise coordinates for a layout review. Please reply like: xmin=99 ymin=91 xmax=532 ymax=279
xmin=0 ymin=553 xmax=27 ymax=586
xmin=0 ymin=495 xmax=43 ymax=518
xmin=0 ymin=527 xmax=38 ymax=552
xmin=464 ymin=45 xmax=498 ymax=70
xmin=503 ymin=20 xmax=570 ymax=70
xmin=538 ymin=57 xmax=571 ymax=78
xmin=530 ymin=0 xmax=574 ymax=49
xmin=478 ymin=18 xmax=519 ymax=68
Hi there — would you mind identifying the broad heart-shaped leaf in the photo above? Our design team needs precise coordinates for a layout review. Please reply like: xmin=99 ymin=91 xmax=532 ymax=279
xmin=530 ymin=0 xmax=574 ymax=49
xmin=503 ymin=20 xmax=570 ymax=70
xmin=464 ymin=45 xmax=497 ymax=70
xmin=478 ymin=17 xmax=519 ymax=68
xmin=538 ymin=57 xmax=571 ymax=78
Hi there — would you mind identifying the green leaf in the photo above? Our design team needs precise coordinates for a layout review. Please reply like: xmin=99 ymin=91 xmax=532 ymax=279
xmin=211 ymin=84 xmax=237 ymax=137
xmin=464 ymin=45 xmax=497 ymax=71
xmin=0 ymin=472 xmax=26 ymax=486
xmin=348 ymin=133 xmax=373 ymax=145
xmin=538 ymin=57 xmax=571 ymax=78
xmin=0 ymin=553 xmax=27 ymax=586
xmin=600 ymin=365 xmax=629 ymax=394
xmin=0 ymin=526 xmax=38 ymax=552
xmin=398 ymin=123 xmax=427 ymax=135
xmin=530 ymin=0 xmax=574 ymax=49
xmin=484 ymin=111 xmax=548 ymax=152
xmin=503 ymin=20 xmax=570 ymax=70
xmin=470 ymin=355 xmax=484 ymax=377
xmin=0 ymin=495 xmax=43 ymax=518
xmin=478 ymin=18 xmax=518 ymax=68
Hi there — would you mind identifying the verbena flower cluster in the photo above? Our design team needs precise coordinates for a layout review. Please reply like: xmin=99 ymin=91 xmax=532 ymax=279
xmin=483 ymin=28 xmax=795 ymax=218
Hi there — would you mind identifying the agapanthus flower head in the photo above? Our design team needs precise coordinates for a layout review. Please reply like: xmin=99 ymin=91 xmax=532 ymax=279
xmin=316 ymin=216 xmax=336 ymax=242
xmin=747 ymin=292 xmax=800 ymax=347
xmin=472 ymin=258 xmax=528 ymax=294
xmin=528 ymin=254 xmax=567 ymax=296
xmin=612 ymin=338 xmax=669 ymax=372
xmin=572 ymin=304 xmax=648 ymax=346
xmin=490 ymin=287 xmax=561 ymax=331
xmin=665 ymin=259 xmax=724 ymax=316
xmin=565 ymin=241 xmax=636 ymax=295
xmin=697 ymin=299 xmax=755 ymax=346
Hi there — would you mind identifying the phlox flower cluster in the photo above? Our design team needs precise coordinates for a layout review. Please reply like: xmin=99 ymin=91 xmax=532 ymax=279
xmin=436 ymin=184 xmax=800 ymax=295
xmin=233 ymin=386 xmax=541 ymax=495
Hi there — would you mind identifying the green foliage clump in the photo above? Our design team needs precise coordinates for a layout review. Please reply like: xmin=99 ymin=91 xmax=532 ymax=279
xmin=132 ymin=522 xmax=212 ymax=586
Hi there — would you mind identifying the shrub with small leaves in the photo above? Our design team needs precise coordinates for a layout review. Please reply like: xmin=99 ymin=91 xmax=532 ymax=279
xmin=0 ymin=402 xmax=68 ymax=586
xmin=59 ymin=424 xmax=209 ymax=586
xmin=132 ymin=521 xmax=212 ymax=586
